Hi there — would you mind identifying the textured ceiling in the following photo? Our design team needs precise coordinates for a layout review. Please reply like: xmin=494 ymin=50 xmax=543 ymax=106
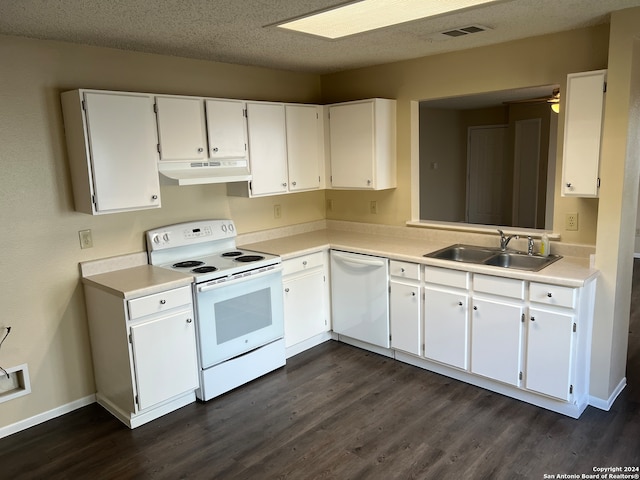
xmin=1 ymin=0 xmax=639 ymax=74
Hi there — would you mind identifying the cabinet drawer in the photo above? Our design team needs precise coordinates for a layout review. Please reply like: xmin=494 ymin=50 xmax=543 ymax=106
xmin=128 ymin=285 xmax=192 ymax=320
xmin=424 ymin=266 xmax=469 ymax=289
xmin=283 ymin=251 xmax=324 ymax=276
xmin=390 ymin=260 xmax=420 ymax=281
xmin=474 ymin=274 xmax=525 ymax=300
xmin=529 ymin=282 xmax=576 ymax=309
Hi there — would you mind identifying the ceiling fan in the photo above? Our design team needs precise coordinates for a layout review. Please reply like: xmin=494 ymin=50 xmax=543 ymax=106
xmin=505 ymin=88 xmax=561 ymax=112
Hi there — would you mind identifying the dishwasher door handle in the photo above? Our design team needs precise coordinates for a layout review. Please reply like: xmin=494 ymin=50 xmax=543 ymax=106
xmin=332 ymin=251 xmax=386 ymax=268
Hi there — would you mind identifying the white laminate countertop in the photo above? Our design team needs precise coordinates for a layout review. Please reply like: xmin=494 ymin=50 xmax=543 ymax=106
xmin=82 ymin=265 xmax=193 ymax=299
xmin=240 ymin=228 xmax=599 ymax=288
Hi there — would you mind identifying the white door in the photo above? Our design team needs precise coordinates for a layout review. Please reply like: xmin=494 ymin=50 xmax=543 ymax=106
xmin=471 ymin=298 xmax=523 ymax=386
xmin=155 ymin=96 xmax=208 ymax=161
xmin=246 ymin=102 xmax=289 ymax=196
xmin=130 ymin=310 xmax=198 ymax=411
xmin=467 ymin=125 xmax=508 ymax=225
xmin=329 ymin=102 xmax=375 ymax=189
xmin=390 ymin=281 xmax=421 ymax=356
xmin=286 ymin=105 xmax=321 ymax=191
xmin=423 ymin=287 xmax=468 ymax=369
xmin=330 ymin=251 xmax=390 ymax=348
xmin=205 ymin=99 xmax=248 ymax=159
xmin=283 ymin=270 xmax=327 ymax=348
xmin=513 ymin=118 xmax=541 ymax=228
xmin=525 ymin=308 xmax=574 ymax=400
xmin=83 ymin=92 xmax=160 ymax=213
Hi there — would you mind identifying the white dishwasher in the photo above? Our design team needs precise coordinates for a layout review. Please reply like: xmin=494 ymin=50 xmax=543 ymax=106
xmin=330 ymin=250 xmax=390 ymax=348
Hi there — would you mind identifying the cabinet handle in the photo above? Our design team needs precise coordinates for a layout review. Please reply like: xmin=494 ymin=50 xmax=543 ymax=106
xmin=302 ymin=261 xmax=307 ymax=266
xmin=473 ymin=306 xmax=478 ymax=310
xmin=197 ymin=147 xmax=203 ymax=153
xmin=292 ymin=181 xmax=297 ymax=186
xmin=458 ymin=301 xmax=463 ymax=306
xmin=212 ymin=147 xmax=219 ymax=153
xmin=400 ymin=268 xmax=405 ymax=273
xmin=566 ymin=182 xmax=572 ymax=188
xmin=411 ymin=292 xmax=416 ymax=297
xmin=547 ymin=292 xmax=553 ymax=298
xmin=284 ymin=288 xmax=290 ymax=293
xmin=151 ymin=195 xmax=158 ymax=200
xmin=531 ymin=316 xmax=536 ymax=322
xmin=367 ymin=179 xmax=372 ymax=186
xmin=282 ymin=182 xmax=288 ymax=187
xmin=160 ymin=299 xmax=166 ymax=305
xmin=186 ymin=318 xmax=192 ymax=323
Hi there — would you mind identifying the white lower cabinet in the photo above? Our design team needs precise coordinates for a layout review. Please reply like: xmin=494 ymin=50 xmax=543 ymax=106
xmin=282 ymin=251 xmax=331 ymax=356
xmin=83 ymin=283 xmax=199 ymax=428
xmin=389 ymin=261 xmax=421 ymax=356
xmin=470 ymin=297 xmax=524 ymax=387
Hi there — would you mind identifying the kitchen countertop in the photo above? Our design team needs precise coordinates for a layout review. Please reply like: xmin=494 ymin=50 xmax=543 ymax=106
xmin=240 ymin=228 xmax=599 ymax=287
xmin=82 ymin=265 xmax=193 ymax=299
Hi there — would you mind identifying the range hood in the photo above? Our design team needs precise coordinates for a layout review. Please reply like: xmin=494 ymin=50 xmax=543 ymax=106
xmin=158 ymin=159 xmax=251 ymax=186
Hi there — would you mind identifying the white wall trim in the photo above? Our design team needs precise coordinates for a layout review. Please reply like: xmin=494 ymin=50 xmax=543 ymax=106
xmin=588 ymin=377 xmax=626 ymax=411
xmin=0 ymin=394 xmax=96 ymax=440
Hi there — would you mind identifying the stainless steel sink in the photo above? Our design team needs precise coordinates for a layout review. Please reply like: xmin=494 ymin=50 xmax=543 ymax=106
xmin=483 ymin=252 xmax=562 ymax=271
xmin=424 ymin=243 xmax=562 ymax=272
xmin=426 ymin=244 xmax=498 ymax=263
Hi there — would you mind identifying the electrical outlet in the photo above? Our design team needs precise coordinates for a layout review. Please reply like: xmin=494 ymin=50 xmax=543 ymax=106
xmin=273 ymin=204 xmax=281 ymax=219
xmin=79 ymin=229 xmax=93 ymax=249
xmin=565 ymin=213 xmax=578 ymax=231
xmin=370 ymin=200 xmax=378 ymax=214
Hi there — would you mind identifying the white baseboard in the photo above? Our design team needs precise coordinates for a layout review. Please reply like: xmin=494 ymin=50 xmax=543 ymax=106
xmin=589 ymin=377 xmax=626 ymax=411
xmin=0 ymin=394 xmax=96 ymax=440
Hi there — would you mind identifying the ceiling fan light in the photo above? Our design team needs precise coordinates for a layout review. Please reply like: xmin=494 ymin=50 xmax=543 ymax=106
xmin=551 ymin=103 xmax=560 ymax=114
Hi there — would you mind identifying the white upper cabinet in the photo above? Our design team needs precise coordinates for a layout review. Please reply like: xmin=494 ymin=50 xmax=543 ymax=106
xmin=61 ymin=90 xmax=161 ymax=215
xmin=245 ymin=102 xmax=289 ymax=196
xmin=286 ymin=104 xmax=323 ymax=192
xmin=328 ymin=98 xmax=396 ymax=190
xmin=155 ymin=96 xmax=208 ymax=162
xmin=205 ymin=99 xmax=248 ymax=159
xmin=561 ymin=69 xmax=607 ymax=197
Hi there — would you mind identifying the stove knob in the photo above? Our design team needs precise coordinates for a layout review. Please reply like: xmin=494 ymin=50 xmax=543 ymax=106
xmin=152 ymin=234 xmax=161 ymax=244
xmin=228 ymin=223 xmax=235 ymax=232
xmin=162 ymin=233 xmax=170 ymax=242
xmin=221 ymin=224 xmax=227 ymax=233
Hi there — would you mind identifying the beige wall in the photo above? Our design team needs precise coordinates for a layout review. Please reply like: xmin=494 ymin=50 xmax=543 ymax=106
xmin=0 ymin=34 xmax=324 ymax=430
xmin=321 ymin=25 xmax=609 ymax=243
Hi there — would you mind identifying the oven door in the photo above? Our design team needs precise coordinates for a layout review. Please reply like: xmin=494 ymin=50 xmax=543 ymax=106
xmin=194 ymin=265 xmax=284 ymax=368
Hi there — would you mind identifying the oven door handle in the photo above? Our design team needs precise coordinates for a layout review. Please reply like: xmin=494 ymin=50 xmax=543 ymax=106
xmin=197 ymin=264 xmax=283 ymax=293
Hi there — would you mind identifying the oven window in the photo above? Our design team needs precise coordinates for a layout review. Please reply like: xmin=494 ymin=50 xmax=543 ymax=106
xmin=214 ymin=288 xmax=272 ymax=344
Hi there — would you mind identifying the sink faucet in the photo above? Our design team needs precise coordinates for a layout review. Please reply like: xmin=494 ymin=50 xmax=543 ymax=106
xmin=527 ymin=236 xmax=535 ymax=255
xmin=497 ymin=229 xmax=519 ymax=251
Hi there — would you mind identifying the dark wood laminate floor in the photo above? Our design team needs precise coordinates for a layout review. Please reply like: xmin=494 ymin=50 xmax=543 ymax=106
xmin=2 ymin=266 xmax=640 ymax=479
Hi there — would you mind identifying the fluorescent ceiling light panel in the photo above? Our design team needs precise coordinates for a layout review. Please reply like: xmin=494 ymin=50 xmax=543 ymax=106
xmin=278 ymin=0 xmax=502 ymax=39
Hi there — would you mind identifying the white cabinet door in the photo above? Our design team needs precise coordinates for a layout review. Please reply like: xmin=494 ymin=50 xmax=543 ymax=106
xmin=390 ymin=281 xmax=421 ymax=356
xmin=470 ymin=298 xmax=523 ymax=386
xmin=246 ymin=102 xmax=288 ymax=196
xmin=286 ymin=104 xmax=321 ymax=192
xmin=328 ymin=98 xmax=396 ymax=190
xmin=205 ymin=99 xmax=248 ymax=159
xmin=155 ymin=96 xmax=208 ymax=162
xmin=283 ymin=270 xmax=327 ymax=348
xmin=424 ymin=287 xmax=468 ymax=369
xmin=561 ymin=69 xmax=607 ymax=197
xmin=130 ymin=309 xmax=198 ymax=411
xmin=81 ymin=91 xmax=161 ymax=213
xmin=329 ymin=101 xmax=375 ymax=189
xmin=525 ymin=307 xmax=575 ymax=401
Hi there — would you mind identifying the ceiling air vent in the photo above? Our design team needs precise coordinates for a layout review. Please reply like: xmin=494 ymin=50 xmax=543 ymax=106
xmin=440 ymin=25 xmax=490 ymax=38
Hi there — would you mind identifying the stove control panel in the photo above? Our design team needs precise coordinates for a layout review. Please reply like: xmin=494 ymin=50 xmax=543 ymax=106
xmin=146 ymin=220 xmax=237 ymax=251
